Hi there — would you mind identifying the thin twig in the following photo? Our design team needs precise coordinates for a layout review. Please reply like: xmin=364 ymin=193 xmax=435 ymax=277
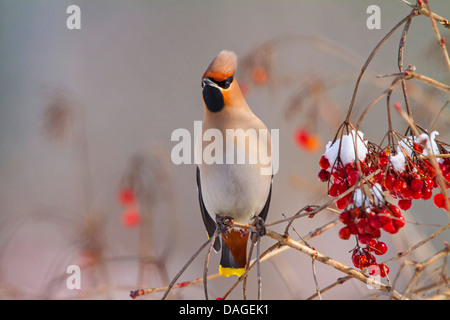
xmin=203 ymin=228 xmax=219 ymax=300
xmin=159 ymin=236 xmax=214 ymax=300
xmin=423 ymin=0 xmax=450 ymax=69
xmin=345 ymin=14 xmax=411 ymax=123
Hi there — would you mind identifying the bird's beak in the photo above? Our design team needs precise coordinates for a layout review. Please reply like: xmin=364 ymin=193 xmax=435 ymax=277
xmin=202 ymin=77 xmax=219 ymax=89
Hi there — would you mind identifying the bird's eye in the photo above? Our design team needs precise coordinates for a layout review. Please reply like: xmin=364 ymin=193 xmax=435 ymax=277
xmin=217 ymin=76 xmax=233 ymax=89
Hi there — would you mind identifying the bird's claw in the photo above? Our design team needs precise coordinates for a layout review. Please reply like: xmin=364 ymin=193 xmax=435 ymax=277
xmin=252 ymin=216 xmax=266 ymax=238
xmin=216 ymin=215 xmax=234 ymax=236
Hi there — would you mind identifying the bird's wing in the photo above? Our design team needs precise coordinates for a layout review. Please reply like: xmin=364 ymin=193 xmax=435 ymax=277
xmin=257 ymin=175 xmax=272 ymax=222
xmin=196 ymin=166 xmax=221 ymax=252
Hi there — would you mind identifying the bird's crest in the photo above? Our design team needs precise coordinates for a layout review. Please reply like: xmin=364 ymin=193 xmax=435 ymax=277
xmin=202 ymin=50 xmax=237 ymax=82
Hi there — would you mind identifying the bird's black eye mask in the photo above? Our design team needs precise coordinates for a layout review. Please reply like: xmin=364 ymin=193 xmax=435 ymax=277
xmin=202 ymin=76 xmax=234 ymax=89
xmin=214 ymin=76 xmax=233 ymax=89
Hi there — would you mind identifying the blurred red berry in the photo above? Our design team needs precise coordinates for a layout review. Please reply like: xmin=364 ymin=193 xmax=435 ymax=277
xmin=118 ymin=188 xmax=136 ymax=206
xmin=295 ymin=128 xmax=321 ymax=152
xmin=121 ymin=207 xmax=140 ymax=228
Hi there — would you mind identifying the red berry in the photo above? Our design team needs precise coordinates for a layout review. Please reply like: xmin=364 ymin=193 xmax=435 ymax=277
xmin=319 ymin=155 xmax=330 ymax=170
xmin=401 ymin=186 xmax=412 ymax=199
xmin=118 ymin=188 xmax=136 ymax=206
xmin=433 ymin=193 xmax=449 ymax=210
xmin=121 ymin=208 xmax=140 ymax=228
xmin=364 ymin=222 xmax=377 ymax=235
xmin=368 ymin=239 xmax=377 ymax=248
xmin=388 ymin=204 xmax=401 ymax=217
xmin=338 ymin=226 xmax=351 ymax=240
xmin=328 ymin=184 xmax=339 ymax=197
xmin=374 ymin=172 xmax=385 ymax=184
xmin=444 ymin=173 xmax=450 ymax=183
xmin=368 ymin=262 xmax=380 ymax=276
xmin=318 ymin=169 xmax=330 ymax=182
xmin=393 ymin=216 xmax=406 ymax=229
xmin=357 ymin=218 xmax=368 ymax=235
xmin=379 ymin=153 xmax=389 ymax=167
xmin=348 ymin=221 xmax=358 ymax=235
xmin=336 ymin=197 xmax=348 ymax=210
xmin=339 ymin=210 xmax=352 ymax=224
xmin=378 ymin=209 xmax=392 ymax=225
xmin=384 ymin=174 xmax=396 ymax=191
xmin=398 ymin=199 xmax=412 ymax=210
xmin=359 ymin=255 xmax=369 ymax=269
xmin=347 ymin=171 xmax=359 ymax=186
xmin=352 ymin=252 xmax=361 ymax=269
xmin=358 ymin=234 xmax=371 ymax=245
xmin=422 ymin=187 xmax=433 ymax=200
xmin=412 ymin=190 xmax=422 ymax=200
xmin=344 ymin=163 xmax=354 ymax=174
xmin=336 ymin=183 xmax=348 ymax=196
xmin=369 ymin=215 xmax=383 ymax=229
xmin=374 ymin=241 xmax=388 ymax=255
xmin=382 ymin=221 xmax=396 ymax=233
xmin=424 ymin=178 xmax=434 ymax=189
xmin=410 ymin=178 xmax=423 ymax=192
xmin=393 ymin=179 xmax=407 ymax=193
xmin=379 ymin=264 xmax=390 ymax=277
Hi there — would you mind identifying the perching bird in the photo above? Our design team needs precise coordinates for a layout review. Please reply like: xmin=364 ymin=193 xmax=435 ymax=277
xmin=195 ymin=50 xmax=273 ymax=277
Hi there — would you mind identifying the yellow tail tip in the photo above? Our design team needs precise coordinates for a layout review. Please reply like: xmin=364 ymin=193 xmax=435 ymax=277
xmin=219 ymin=265 xmax=246 ymax=277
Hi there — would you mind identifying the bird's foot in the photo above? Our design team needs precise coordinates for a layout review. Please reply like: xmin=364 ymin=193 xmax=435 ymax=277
xmin=252 ymin=216 xmax=266 ymax=238
xmin=216 ymin=215 xmax=234 ymax=236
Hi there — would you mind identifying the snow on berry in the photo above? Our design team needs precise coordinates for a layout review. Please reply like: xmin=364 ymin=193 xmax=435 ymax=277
xmin=323 ymin=130 xmax=368 ymax=167
xmin=317 ymin=125 xmax=449 ymax=276
xmin=390 ymin=148 xmax=406 ymax=173
xmin=415 ymin=131 xmax=442 ymax=163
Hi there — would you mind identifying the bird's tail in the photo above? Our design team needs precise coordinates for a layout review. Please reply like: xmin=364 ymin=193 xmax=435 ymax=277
xmin=219 ymin=229 xmax=249 ymax=277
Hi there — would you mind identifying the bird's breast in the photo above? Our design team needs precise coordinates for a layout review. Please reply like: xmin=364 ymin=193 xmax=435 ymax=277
xmin=198 ymin=128 xmax=272 ymax=223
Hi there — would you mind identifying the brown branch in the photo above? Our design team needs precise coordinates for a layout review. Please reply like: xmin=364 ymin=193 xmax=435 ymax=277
xmin=406 ymin=71 xmax=450 ymax=93
xmin=263 ymin=228 xmax=408 ymax=300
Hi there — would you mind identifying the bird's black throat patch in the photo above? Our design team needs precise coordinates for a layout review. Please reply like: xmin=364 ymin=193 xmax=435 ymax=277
xmin=202 ymin=85 xmax=224 ymax=113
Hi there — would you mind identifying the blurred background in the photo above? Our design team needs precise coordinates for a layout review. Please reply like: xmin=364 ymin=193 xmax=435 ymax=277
xmin=0 ymin=0 xmax=449 ymax=299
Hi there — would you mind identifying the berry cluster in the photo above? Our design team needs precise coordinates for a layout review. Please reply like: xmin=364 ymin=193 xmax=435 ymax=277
xmin=317 ymin=129 xmax=449 ymax=275
xmin=379 ymin=143 xmax=450 ymax=212
xmin=318 ymin=130 xmax=377 ymax=210
xmin=351 ymin=242 xmax=389 ymax=277
xmin=338 ymin=203 xmax=405 ymax=243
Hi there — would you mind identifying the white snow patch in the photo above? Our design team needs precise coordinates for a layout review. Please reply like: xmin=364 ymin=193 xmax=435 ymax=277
xmin=323 ymin=130 xmax=368 ymax=167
